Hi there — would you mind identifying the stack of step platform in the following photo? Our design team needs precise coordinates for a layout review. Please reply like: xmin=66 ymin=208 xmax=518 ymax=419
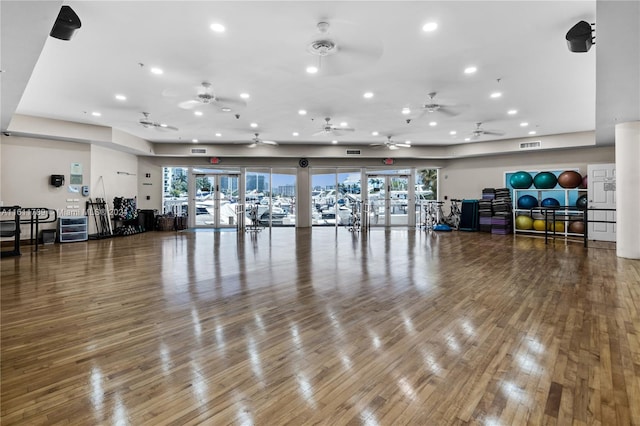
xmin=479 ymin=188 xmax=495 ymax=232
xmin=491 ymin=188 xmax=513 ymax=235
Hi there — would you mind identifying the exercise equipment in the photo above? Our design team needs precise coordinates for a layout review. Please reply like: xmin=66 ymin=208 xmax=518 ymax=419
xmin=541 ymin=197 xmax=560 ymax=207
xmin=533 ymin=219 xmax=547 ymax=231
xmin=576 ymin=194 xmax=588 ymax=210
xmin=515 ymin=215 xmax=534 ymax=230
xmin=548 ymin=221 xmax=565 ymax=232
xmin=517 ymin=195 xmax=538 ymax=209
xmin=557 ymin=170 xmax=582 ymax=188
xmin=509 ymin=171 xmax=533 ymax=189
xmin=569 ymin=221 xmax=585 ymax=234
xmin=533 ymin=172 xmax=558 ymax=189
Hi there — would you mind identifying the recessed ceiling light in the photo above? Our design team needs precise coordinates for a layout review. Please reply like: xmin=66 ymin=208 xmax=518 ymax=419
xmin=298 ymin=109 xmax=307 ymax=115
xmin=221 ymin=107 xmax=232 ymax=112
xmin=215 ymin=133 xmax=222 ymax=137
xmin=363 ymin=92 xmax=374 ymax=99
xmin=150 ymin=67 xmax=163 ymax=75
xmin=194 ymin=111 xmax=203 ymax=116
xmin=192 ymin=139 xmax=199 ymax=143
xmin=340 ymin=122 xmax=348 ymax=127
xmin=528 ymin=131 xmax=537 ymax=135
xmin=422 ymin=22 xmax=438 ymax=32
xmin=449 ymin=130 xmax=457 ymax=135
xmin=240 ymin=93 xmax=250 ymax=99
xmin=405 ymin=140 xmax=412 ymax=145
xmin=371 ymin=131 xmax=379 ymax=136
xmin=210 ymin=23 xmax=226 ymax=33
xmin=332 ymin=140 xmax=338 ymax=144
xmin=429 ymin=121 xmax=437 ymax=126
xmin=401 ymin=107 xmax=411 ymax=115
xmin=464 ymin=66 xmax=477 ymax=74
xmin=292 ymin=132 xmax=299 ymax=136
xmin=115 ymin=94 xmax=126 ymax=101
xmin=490 ymin=92 xmax=502 ymax=99
xmin=520 ymin=122 xmax=529 ymax=127
xmin=91 ymin=111 xmax=101 ymax=117
xmin=508 ymin=109 xmax=518 ymax=115
xmin=250 ymin=123 xmax=258 ymax=128
xmin=306 ymin=66 xmax=318 ymax=74
xmin=464 ymin=137 xmax=471 ymax=141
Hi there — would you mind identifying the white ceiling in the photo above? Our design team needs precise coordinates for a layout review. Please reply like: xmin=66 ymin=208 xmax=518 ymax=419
xmin=7 ymin=1 xmax=596 ymax=148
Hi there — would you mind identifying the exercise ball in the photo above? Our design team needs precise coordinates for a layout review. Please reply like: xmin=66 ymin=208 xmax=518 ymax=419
xmin=533 ymin=172 xmax=558 ymax=189
xmin=541 ymin=197 xmax=560 ymax=208
xmin=576 ymin=194 xmax=588 ymax=210
xmin=510 ymin=171 xmax=533 ymax=189
xmin=548 ymin=221 xmax=565 ymax=232
xmin=581 ymin=175 xmax=588 ymax=189
xmin=557 ymin=170 xmax=582 ymax=188
xmin=533 ymin=219 xmax=547 ymax=231
xmin=517 ymin=195 xmax=538 ymax=209
xmin=569 ymin=221 xmax=585 ymax=234
xmin=515 ymin=215 xmax=534 ymax=230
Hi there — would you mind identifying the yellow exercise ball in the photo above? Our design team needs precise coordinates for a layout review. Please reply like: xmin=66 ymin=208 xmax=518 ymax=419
xmin=548 ymin=221 xmax=565 ymax=232
xmin=533 ymin=220 xmax=547 ymax=231
xmin=515 ymin=215 xmax=534 ymax=230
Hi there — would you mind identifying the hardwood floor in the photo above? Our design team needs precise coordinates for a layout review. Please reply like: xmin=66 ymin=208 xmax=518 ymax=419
xmin=2 ymin=228 xmax=639 ymax=425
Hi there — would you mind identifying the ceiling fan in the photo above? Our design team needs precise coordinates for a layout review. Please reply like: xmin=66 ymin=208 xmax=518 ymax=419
xmin=178 ymin=82 xmax=245 ymax=112
xmin=370 ymin=136 xmax=411 ymax=150
xmin=305 ymin=21 xmax=383 ymax=76
xmin=138 ymin=112 xmax=178 ymax=131
xmin=313 ymin=117 xmax=355 ymax=136
xmin=247 ymin=133 xmax=278 ymax=148
xmin=470 ymin=122 xmax=504 ymax=139
xmin=421 ymin=92 xmax=461 ymax=116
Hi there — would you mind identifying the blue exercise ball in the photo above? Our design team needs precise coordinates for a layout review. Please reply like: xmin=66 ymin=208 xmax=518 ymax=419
xmin=517 ymin=195 xmax=538 ymax=209
xmin=541 ymin=197 xmax=560 ymax=208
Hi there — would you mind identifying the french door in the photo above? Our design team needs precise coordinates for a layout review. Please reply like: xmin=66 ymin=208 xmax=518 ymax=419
xmin=366 ymin=174 xmax=410 ymax=226
xmin=192 ymin=173 xmax=239 ymax=228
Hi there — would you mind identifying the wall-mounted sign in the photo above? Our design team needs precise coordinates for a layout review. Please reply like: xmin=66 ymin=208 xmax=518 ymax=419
xmin=382 ymin=158 xmax=394 ymax=165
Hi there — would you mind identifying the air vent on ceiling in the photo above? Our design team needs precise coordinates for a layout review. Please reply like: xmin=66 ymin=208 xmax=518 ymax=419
xmin=519 ymin=141 xmax=541 ymax=150
xmin=346 ymin=149 xmax=361 ymax=156
xmin=191 ymin=148 xmax=207 ymax=154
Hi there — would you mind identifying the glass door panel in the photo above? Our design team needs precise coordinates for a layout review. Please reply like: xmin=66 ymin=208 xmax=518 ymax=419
xmin=389 ymin=175 xmax=409 ymax=225
xmin=271 ymin=169 xmax=296 ymax=227
xmin=367 ymin=176 xmax=387 ymax=226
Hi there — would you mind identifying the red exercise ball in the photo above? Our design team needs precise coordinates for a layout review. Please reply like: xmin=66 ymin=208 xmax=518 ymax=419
xmin=557 ymin=170 xmax=582 ymax=188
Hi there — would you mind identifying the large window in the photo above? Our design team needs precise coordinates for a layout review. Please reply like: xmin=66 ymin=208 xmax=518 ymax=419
xmin=162 ymin=167 xmax=188 ymax=215
xmin=312 ymin=169 xmax=360 ymax=227
xmin=246 ymin=168 xmax=296 ymax=228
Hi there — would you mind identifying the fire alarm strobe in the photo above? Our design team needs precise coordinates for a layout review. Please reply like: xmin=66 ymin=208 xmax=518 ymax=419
xmin=299 ymin=158 xmax=309 ymax=168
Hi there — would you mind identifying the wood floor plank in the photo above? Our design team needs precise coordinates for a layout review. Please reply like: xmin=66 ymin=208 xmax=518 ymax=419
xmin=2 ymin=228 xmax=640 ymax=425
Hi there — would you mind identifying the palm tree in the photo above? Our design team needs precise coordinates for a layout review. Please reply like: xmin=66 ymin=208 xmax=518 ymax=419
xmin=419 ymin=169 xmax=438 ymax=199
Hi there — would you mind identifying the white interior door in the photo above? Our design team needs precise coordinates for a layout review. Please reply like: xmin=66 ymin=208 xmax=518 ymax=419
xmin=587 ymin=163 xmax=616 ymax=242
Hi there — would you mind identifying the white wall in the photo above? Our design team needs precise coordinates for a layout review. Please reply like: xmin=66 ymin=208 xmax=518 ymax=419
xmin=1 ymin=135 xmax=91 ymax=235
xmin=440 ymin=146 xmax=615 ymax=200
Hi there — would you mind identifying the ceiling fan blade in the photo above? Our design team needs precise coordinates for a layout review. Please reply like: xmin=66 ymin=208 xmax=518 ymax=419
xmin=247 ymin=143 xmax=258 ymax=148
xmin=262 ymin=140 xmax=278 ymax=145
xmin=483 ymin=130 xmax=504 ymax=136
xmin=313 ymin=130 xmax=328 ymax=136
xmin=396 ymin=143 xmax=411 ymax=148
xmin=178 ymin=100 xmax=199 ymax=110
xmin=214 ymin=97 xmax=247 ymax=109
xmin=388 ymin=145 xmax=400 ymax=150
xmin=369 ymin=143 xmax=384 ymax=147
xmin=436 ymin=106 xmax=459 ymax=117
xmin=335 ymin=127 xmax=355 ymax=132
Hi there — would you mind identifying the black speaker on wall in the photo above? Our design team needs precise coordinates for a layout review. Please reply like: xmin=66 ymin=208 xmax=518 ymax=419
xmin=566 ymin=20 xmax=594 ymax=53
xmin=50 ymin=6 xmax=82 ymax=41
